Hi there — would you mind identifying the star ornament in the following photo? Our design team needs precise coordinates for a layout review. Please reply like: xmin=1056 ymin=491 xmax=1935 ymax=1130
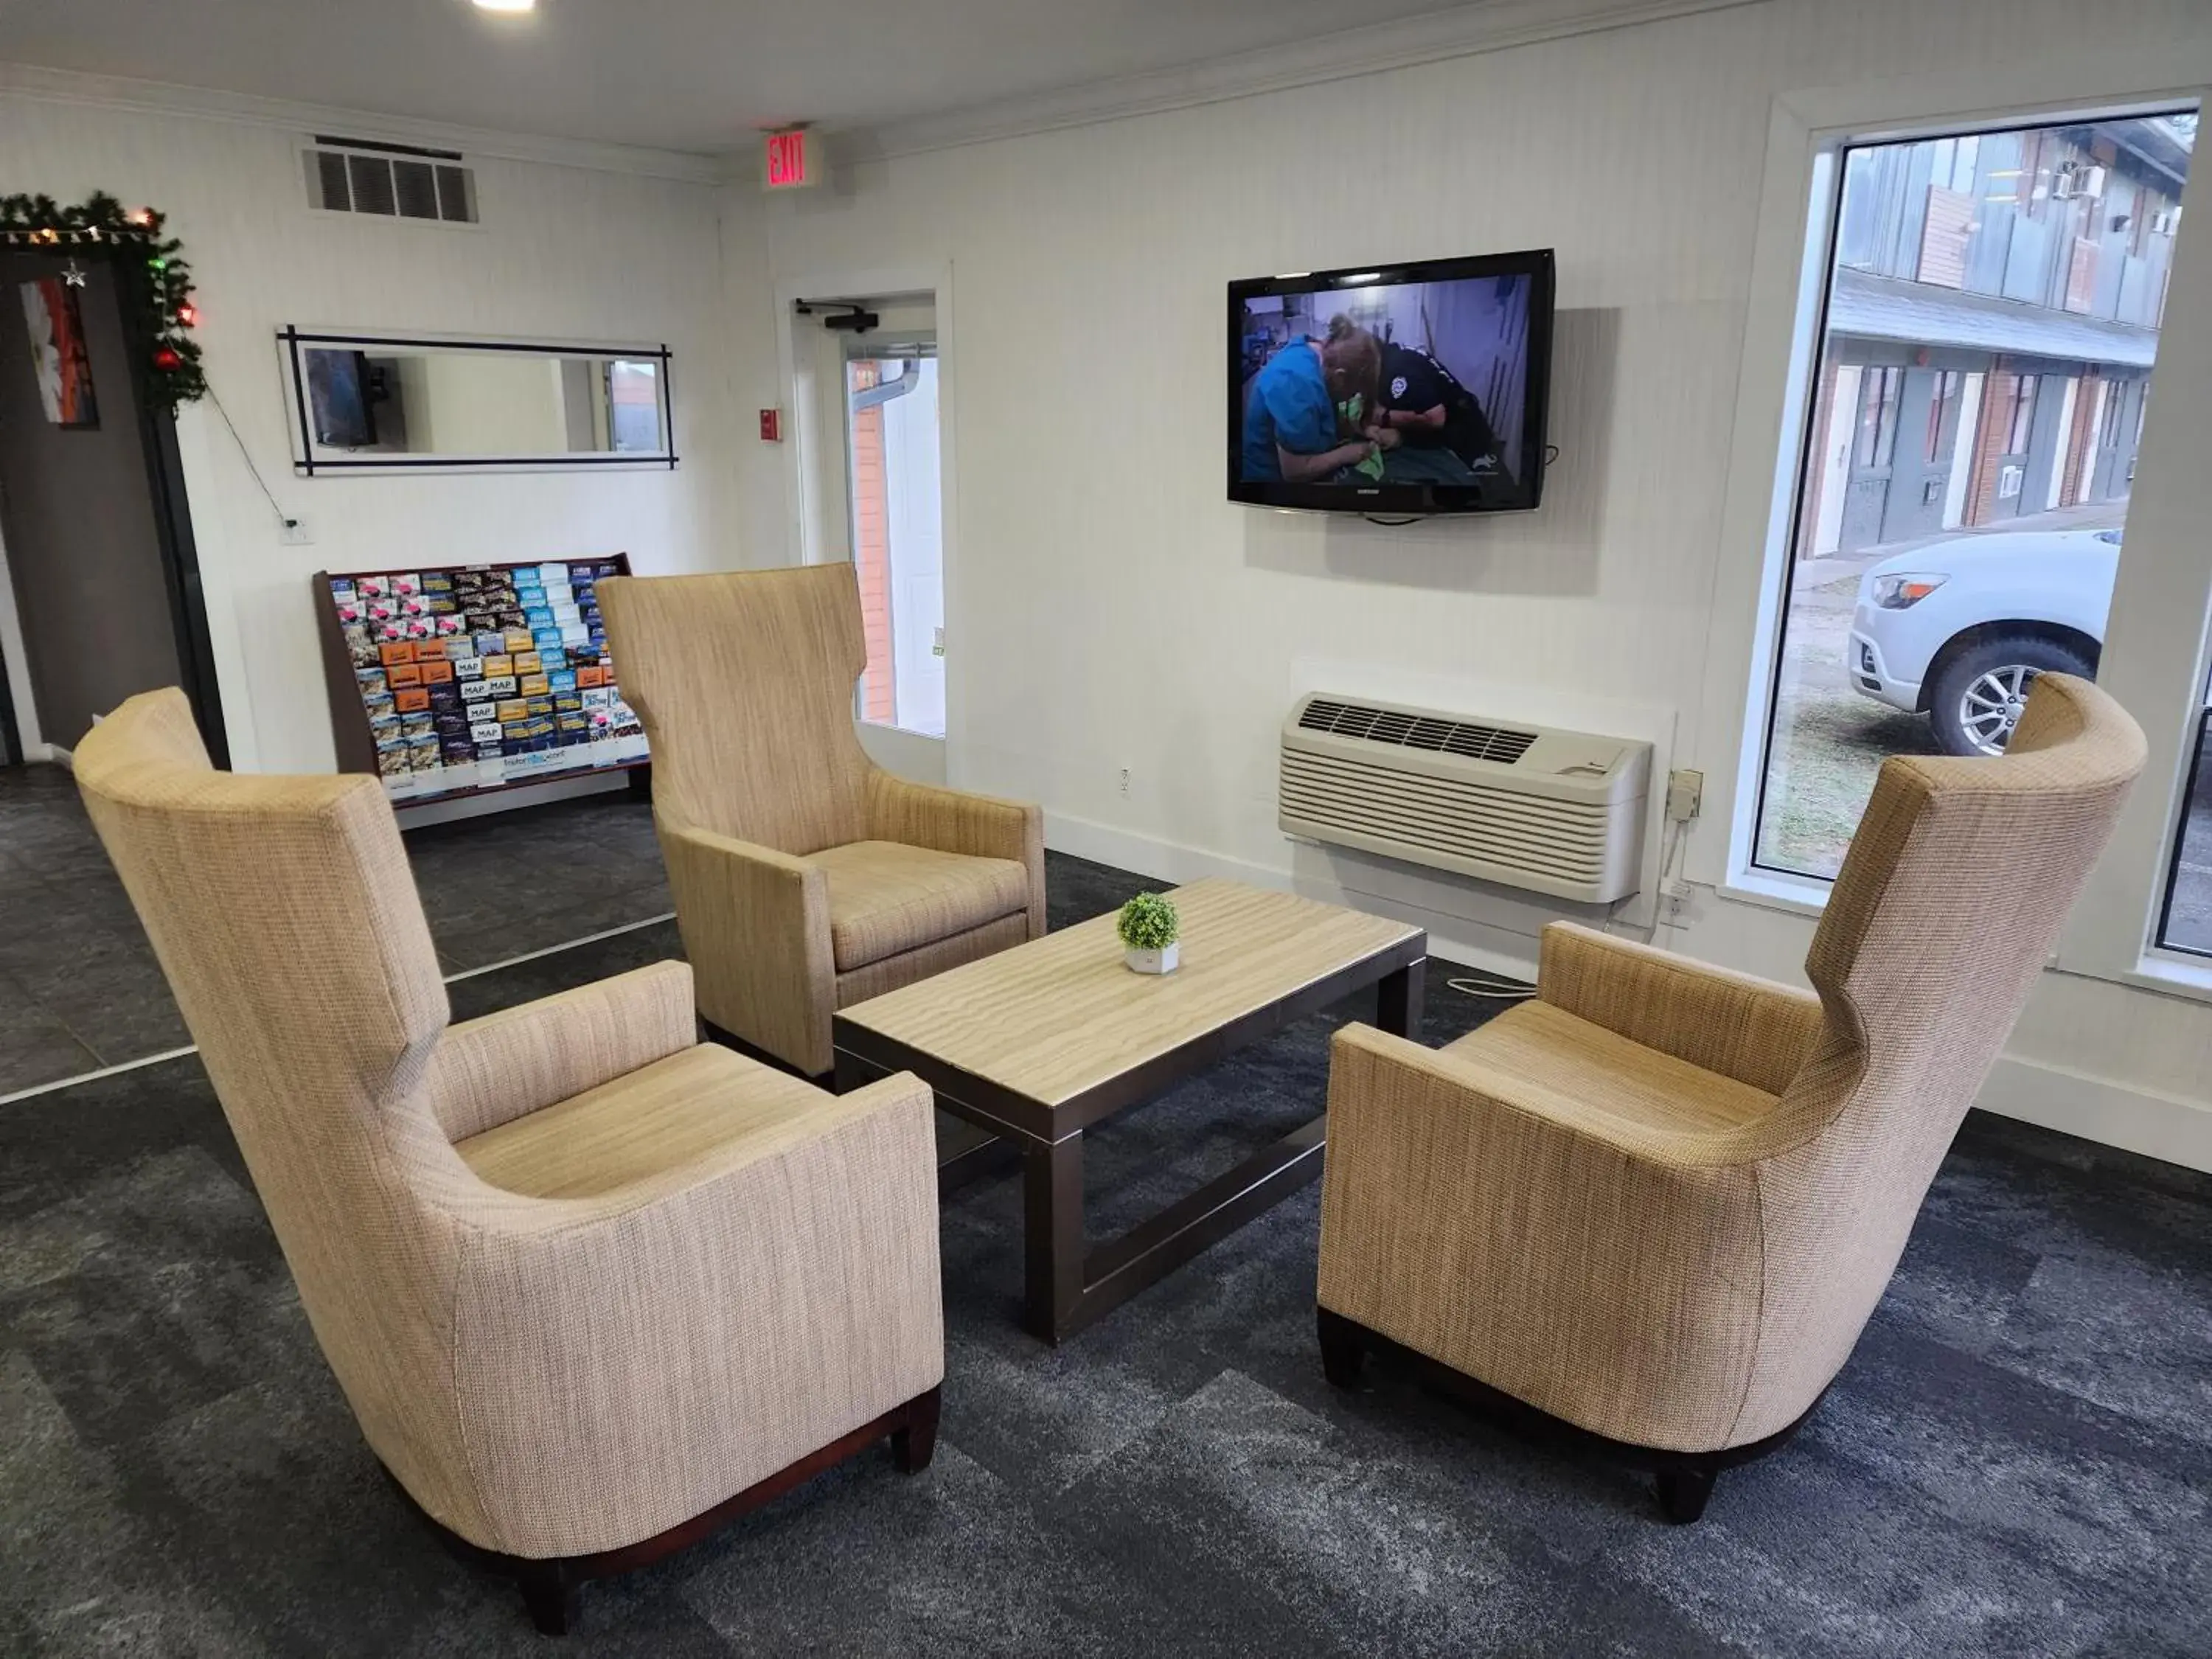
xmin=60 ymin=260 xmax=88 ymax=288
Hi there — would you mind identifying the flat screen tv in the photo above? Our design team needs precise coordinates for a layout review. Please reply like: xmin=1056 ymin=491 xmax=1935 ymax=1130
xmin=1228 ymin=249 xmax=1554 ymax=515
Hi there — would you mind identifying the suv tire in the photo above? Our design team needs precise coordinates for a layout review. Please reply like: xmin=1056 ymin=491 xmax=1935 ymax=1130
xmin=1927 ymin=633 xmax=2096 ymax=757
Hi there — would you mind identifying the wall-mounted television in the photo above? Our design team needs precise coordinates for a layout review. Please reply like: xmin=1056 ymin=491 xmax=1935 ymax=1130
xmin=1228 ymin=249 xmax=1554 ymax=515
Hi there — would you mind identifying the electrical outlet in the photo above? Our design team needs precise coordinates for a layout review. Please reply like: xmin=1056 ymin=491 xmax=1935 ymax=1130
xmin=1665 ymin=768 xmax=1703 ymax=824
xmin=279 ymin=516 xmax=314 ymax=547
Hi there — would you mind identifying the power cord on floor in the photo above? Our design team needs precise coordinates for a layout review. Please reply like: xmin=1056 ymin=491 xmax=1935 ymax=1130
xmin=1442 ymin=815 xmax=1692 ymax=1003
xmin=1444 ymin=970 xmax=1535 ymax=1002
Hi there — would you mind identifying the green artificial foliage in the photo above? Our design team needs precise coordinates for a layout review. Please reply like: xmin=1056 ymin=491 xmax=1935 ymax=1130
xmin=1116 ymin=892 xmax=1180 ymax=952
xmin=0 ymin=191 xmax=206 ymax=412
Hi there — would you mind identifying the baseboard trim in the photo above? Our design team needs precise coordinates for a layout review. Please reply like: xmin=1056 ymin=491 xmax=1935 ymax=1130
xmin=1044 ymin=811 xmax=2212 ymax=1175
xmin=1044 ymin=809 xmax=1542 ymax=981
xmin=1978 ymin=1054 xmax=2212 ymax=1174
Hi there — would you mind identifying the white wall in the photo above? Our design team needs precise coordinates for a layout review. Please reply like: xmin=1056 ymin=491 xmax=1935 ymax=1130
xmin=742 ymin=0 xmax=2212 ymax=1166
xmin=0 ymin=86 xmax=780 ymax=773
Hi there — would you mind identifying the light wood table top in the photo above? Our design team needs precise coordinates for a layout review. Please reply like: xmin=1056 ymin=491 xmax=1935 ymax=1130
xmin=835 ymin=877 xmax=1423 ymax=1113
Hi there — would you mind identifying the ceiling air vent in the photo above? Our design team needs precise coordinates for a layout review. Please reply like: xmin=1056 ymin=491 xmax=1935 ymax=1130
xmin=1280 ymin=692 xmax=1652 ymax=903
xmin=305 ymin=136 xmax=478 ymax=225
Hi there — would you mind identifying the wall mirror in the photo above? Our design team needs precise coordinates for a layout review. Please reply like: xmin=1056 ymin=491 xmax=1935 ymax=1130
xmin=279 ymin=329 xmax=676 ymax=473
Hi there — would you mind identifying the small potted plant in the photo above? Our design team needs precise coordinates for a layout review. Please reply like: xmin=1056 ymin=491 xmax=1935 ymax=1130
xmin=1116 ymin=892 xmax=1181 ymax=975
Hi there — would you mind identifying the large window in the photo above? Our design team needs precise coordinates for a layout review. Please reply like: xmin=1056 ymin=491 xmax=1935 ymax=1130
xmin=1753 ymin=109 xmax=2194 ymax=880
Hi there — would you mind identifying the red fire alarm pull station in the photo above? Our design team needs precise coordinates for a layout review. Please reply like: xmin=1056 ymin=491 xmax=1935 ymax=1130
xmin=759 ymin=408 xmax=782 ymax=442
xmin=764 ymin=128 xmax=814 ymax=190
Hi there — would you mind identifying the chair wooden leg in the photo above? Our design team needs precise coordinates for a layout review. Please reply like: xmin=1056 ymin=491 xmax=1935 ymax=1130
xmin=1655 ymin=1465 xmax=1716 ymax=1524
xmin=515 ymin=1560 xmax=579 ymax=1636
xmin=1317 ymin=1307 xmax=1367 ymax=1388
xmin=891 ymin=1385 xmax=942 ymax=1474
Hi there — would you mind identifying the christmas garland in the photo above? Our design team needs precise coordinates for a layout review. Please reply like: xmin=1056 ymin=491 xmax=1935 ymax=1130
xmin=0 ymin=190 xmax=205 ymax=411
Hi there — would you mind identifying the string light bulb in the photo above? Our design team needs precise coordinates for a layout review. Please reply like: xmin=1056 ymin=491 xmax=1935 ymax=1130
xmin=176 ymin=302 xmax=199 ymax=327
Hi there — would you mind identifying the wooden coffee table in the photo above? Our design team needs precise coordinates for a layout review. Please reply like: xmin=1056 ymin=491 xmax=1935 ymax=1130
xmin=832 ymin=878 xmax=1426 ymax=1342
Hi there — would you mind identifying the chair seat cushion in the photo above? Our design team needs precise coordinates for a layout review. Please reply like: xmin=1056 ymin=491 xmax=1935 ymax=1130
xmin=805 ymin=840 xmax=1030 ymax=971
xmin=1444 ymin=1000 xmax=1779 ymax=1135
xmin=455 ymin=1043 xmax=830 ymax=1200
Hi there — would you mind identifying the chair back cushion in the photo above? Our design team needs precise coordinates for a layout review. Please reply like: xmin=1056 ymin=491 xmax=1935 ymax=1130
xmin=1736 ymin=674 xmax=2143 ymax=1434
xmin=72 ymin=690 xmax=480 ymax=1526
xmin=599 ymin=565 xmax=874 ymax=855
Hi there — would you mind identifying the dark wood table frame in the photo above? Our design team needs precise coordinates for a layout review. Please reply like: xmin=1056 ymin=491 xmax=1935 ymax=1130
xmin=834 ymin=940 xmax=1425 ymax=1343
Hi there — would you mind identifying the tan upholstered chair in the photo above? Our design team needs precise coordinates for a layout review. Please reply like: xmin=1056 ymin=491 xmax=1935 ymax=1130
xmin=1315 ymin=675 xmax=2144 ymax=1521
xmin=599 ymin=563 xmax=1046 ymax=1077
xmin=73 ymin=689 xmax=945 ymax=1634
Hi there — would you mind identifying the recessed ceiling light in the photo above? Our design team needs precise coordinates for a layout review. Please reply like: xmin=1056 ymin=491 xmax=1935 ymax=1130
xmin=473 ymin=0 xmax=536 ymax=13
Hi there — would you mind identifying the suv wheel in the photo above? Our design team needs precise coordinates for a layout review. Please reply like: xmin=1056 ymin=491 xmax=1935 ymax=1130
xmin=1927 ymin=634 xmax=2096 ymax=757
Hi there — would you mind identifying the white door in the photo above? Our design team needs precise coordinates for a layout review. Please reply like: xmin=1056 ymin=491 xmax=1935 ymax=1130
xmin=1812 ymin=364 xmax=1859 ymax=556
xmin=1941 ymin=371 xmax=1983 ymax=529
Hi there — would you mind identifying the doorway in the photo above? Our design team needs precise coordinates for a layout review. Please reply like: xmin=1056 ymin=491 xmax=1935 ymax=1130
xmin=1837 ymin=364 xmax=1900 ymax=552
xmin=802 ymin=293 xmax=946 ymax=782
xmin=0 ymin=245 xmax=223 ymax=765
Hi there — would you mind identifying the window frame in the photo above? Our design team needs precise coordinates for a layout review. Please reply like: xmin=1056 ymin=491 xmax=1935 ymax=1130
xmin=1702 ymin=58 xmax=2212 ymax=1004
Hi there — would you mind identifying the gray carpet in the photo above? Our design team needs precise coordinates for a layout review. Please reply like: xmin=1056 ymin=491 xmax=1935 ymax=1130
xmin=1 ymin=850 xmax=2208 ymax=1655
xmin=0 ymin=762 xmax=669 ymax=1092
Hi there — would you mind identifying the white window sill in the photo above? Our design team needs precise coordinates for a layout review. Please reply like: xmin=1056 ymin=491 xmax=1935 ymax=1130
xmin=1717 ymin=866 xmax=1832 ymax=919
xmin=2073 ymin=951 xmax=2212 ymax=1011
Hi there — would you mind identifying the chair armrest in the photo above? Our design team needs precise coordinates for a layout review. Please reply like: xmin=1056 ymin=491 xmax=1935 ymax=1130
xmin=1317 ymin=1023 xmax=1767 ymax=1450
xmin=424 ymin=961 xmax=696 ymax=1142
xmin=867 ymin=771 xmax=1046 ymax=936
xmin=659 ymin=821 xmax=835 ymax=1074
xmin=1536 ymin=922 xmax=1823 ymax=1096
xmin=442 ymin=1071 xmax=944 ymax=1559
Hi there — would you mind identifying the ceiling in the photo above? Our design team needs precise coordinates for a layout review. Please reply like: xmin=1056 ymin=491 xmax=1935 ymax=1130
xmin=0 ymin=0 xmax=1467 ymax=155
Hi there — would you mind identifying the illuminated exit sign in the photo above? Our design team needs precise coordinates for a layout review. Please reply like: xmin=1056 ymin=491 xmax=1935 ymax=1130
xmin=764 ymin=128 xmax=815 ymax=190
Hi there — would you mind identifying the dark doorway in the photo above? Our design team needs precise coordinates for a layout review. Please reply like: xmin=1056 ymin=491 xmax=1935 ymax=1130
xmin=0 ymin=245 xmax=224 ymax=763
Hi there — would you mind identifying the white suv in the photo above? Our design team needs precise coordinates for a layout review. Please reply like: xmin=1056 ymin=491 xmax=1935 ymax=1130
xmin=1848 ymin=529 xmax=2118 ymax=756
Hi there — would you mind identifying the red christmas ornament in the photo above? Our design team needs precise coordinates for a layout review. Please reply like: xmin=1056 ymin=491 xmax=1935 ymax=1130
xmin=153 ymin=344 xmax=183 ymax=372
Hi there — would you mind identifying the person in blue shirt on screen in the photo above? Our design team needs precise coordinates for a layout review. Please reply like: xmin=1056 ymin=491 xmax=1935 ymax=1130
xmin=1241 ymin=316 xmax=1396 ymax=483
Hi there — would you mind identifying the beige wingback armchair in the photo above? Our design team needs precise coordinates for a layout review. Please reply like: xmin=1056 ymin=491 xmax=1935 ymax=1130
xmin=72 ymin=690 xmax=945 ymax=1633
xmin=1316 ymin=675 xmax=2144 ymax=1520
xmin=599 ymin=563 xmax=1046 ymax=1077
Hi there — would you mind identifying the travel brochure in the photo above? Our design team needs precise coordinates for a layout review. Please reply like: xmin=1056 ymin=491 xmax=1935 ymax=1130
xmin=327 ymin=557 xmax=647 ymax=801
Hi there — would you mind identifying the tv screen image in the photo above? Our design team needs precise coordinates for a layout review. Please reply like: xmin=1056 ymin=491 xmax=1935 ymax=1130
xmin=1228 ymin=250 xmax=1554 ymax=515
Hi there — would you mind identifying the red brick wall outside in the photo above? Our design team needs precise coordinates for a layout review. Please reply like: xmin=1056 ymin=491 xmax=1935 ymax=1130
xmin=1963 ymin=364 xmax=2016 ymax=527
xmin=847 ymin=361 xmax=896 ymax=724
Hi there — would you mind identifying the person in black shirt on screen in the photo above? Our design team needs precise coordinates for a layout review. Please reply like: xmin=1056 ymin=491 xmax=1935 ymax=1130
xmin=1376 ymin=341 xmax=1504 ymax=480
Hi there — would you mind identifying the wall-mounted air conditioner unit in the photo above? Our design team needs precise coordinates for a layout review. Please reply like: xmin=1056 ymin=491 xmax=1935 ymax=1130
xmin=2052 ymin=164 xmax=2105 ymax=201
xmin=1278 ymin=694 xmax=1651 ymax=904
xmin=2151 ymin=206 xmax=2184 ymax=237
